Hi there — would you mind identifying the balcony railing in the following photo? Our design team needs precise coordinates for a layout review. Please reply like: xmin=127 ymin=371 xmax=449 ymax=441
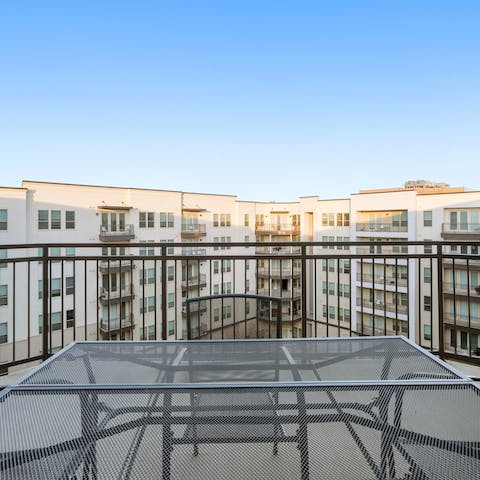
xmin=99 ymin=224 xmax=135 ymax=241
xmin=356 ymin=222 xmax=408 ymax=233
xmin=100 ymin=284 xmax=134 ymax=303
xmin=355 ymin=273 xmax=408 ymax=287
xmin=255 ymin=223 xmax=300 ymax=234
xmin=442 ymin=223 xmax=480 ymax=236
xmin=1 ymin=240 xmax=480 ymax=377
xmin=99 ymin=259 xmax=135 ymax=272
xmin=100 ymin=314 xmax=134 ymax=333
xmin=181 ymin=224 xmax=206 ymax=238
xmin=181 ymin=274 xmax=207 ymax=288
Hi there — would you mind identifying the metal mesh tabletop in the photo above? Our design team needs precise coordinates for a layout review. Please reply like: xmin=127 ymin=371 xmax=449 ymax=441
xmin=1 ymin=337 xmax=479 ymax=480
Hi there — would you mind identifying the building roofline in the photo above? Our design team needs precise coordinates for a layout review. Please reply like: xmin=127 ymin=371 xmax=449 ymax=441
xmin=21 ymin=180 xmax=238 ymax=198
xmin=0 ymin=186 xmax=27 ymax=191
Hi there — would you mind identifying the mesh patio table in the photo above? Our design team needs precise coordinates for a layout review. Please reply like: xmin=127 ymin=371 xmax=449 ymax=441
xmin=0 ymin=336 xmax=479 ymax=479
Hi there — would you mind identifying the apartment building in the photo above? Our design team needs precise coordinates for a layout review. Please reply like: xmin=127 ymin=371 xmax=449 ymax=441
xmin=1 ymin=180 xmax=480 ymax=370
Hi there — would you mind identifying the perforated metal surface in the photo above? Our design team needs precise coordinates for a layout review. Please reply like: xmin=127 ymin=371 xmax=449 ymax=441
xmin=1 ymin=337 xmax=478 ymax=480
xmin=21 ymin=337 xmax=460 ymax=386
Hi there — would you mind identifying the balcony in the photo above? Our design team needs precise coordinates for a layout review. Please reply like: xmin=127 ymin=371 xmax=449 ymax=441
xmin=255 ymin=223 xmax=300 ymax=235
xmin=255 ymin=245 xmax=301 ymax=255
xmin=356 ymin=298 xmax=408 ymax=315
xmin=442 ymin=222 xmax=480 ymax=239
xmin=443 ymin=312 xmax=480 ymax=329
xmin=257 ymin=265 xmax=301 ymax=277
xmin=257 ymin=286 xmax=301 ymax=299
xmin=100 ymin=284 xmax=134 ymax=303
xmin=181 ymin=247 xmax=207 ymax=256
xmin=100 ymin=314 xmax=134 ymax=333
xmin=356 ymin=272 xmax=408 ymax=288
xmin=182 ymin=300 xmax=207 ymax=317
xmin=99 ymin=224 xmax=135 ymax=241
xmin=181 ymin=223 xmax=206 ymax=238
xmin=99 ymin=259 xmax=135 ymax=273
xmin=443 ymin=282 xmax=480 ymax=297
xmin=2 ymin=240 xmax=480 ymax=378
xmin=181 ymin=274 xmax=207 ymax=289
xmin=356 ymin=222 xmax=408 ymax=233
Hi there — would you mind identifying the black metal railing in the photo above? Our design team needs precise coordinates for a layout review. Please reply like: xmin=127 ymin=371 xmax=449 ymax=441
xmin=0 ymin=240 xmax=480 ymax=376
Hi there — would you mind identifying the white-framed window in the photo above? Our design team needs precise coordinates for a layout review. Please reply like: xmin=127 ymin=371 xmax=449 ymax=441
xmin=167 ymin=293 xmax=175 ymax=308
xmin=140 ymin=296 xmax=155 ymax=313
xmin=0 ymin=249 xmax=7 ymax=268
xmin=0 ymin=322 xmax=7 ymax=343
xmin=51 ymin=210 xmax=61 ymax=229
xmin=65 ymin=211 xmax=75 ymax=229
xmin=66 ymin=277 xmax=75 ymax=295
xmin=0 ymin=209 xmax=7 ymax=230
xmin=140 ymin=268 xmax=155 ymax=284
xmin=139 ymin=211 xmax=155 ymax=228
xmin=244 ymin=214 xmax=249 ymax=227
xmin=423 ymin=211 xmax=432 ymax=227
xmin=0 ymin=285 xmax=8 ymax=305
xmin=160 ymin=212 xmax=174 ymax=228
xmin=38 ymin=210 xmax=49 ymax=229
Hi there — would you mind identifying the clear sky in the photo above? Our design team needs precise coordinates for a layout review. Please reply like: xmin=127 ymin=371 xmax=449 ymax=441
xmin=1 ymin=1 xmax=479 ymax=201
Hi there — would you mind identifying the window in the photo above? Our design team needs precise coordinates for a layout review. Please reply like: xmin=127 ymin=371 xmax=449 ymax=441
xmin=66 ymin=310 xmax=75 ymax=328
xmin=424 ymin=240 xmax=432 ymax=254
xmin=167 ymin=266 xmax=174 ymax=281
xmin=51 ymin=210 xmax=61 ymax=229
xmin=423 ymin=211 xmax=432 ymax=227
xmin=65 ymin=211 xmax=75 ymax=229
xmin=139 ymin=241 xmax=154 ymax=256
xmin=343 ymin=213 xmax=350 ymax=226
xmin=222 ymin=259 xmax=231 ymax=273
xmin=213 ymin=284 xmax=219 ymax=295
xmin=0 ymin=285 xmax=7 ymax=305
xmin=38 ymin=210 xmax=49 ymax=229
xmin=213 ymin=261 xmax=219 ymax=274
xmin=328 ymin=213 xmax=335 ymax=226
xmin=0 ymin=209 xmax=7 ymax=230
xmin=450 ymin=329 xmax=456 ymax=347
xmin=65 ymin=247 xmax=75 ymax=256
xmin=139 ymin=211 xmax=154 ymax=228
xmin=424 ymin=324 xmax=431 ymax=341
xmin=168 ymin=320 xmax=175 ymax=336
xmin=222 ymin=282 xmax=232 ymax=294
xmin=329 ymin=305 xmax=335 ymax=319
xmin=222 ymin=305 xmax=232 ymax=319
xmin=159 ymin=212 xmax=174 ymax=227
xmin=424 ymin=295 xmax=431 ymax=312
xmin=51 ymin=312 xmax=62 ymax=331
xmin=0 ymin=322 xmax=7 ymax=343
xmin=328 ymin=282 xmax=335 ymax=295
xmin=167 ymin=293 xmax=175 ymax=308
xmin=424 ymin=267 xmax=431 ymax=284
xmin=461 ymin=330 xmax=468 ymax=350
xmin=322 ymin=213 xmax=328 ymax=226
xmin=51 ymin=278 xmax=61 ymax=297
xmin=214 ymin=308 xmax=220 ymax=322
xmin=336 ymin=213 xmax=343 ymax=226
xmin=66 ymin=277 xmax=74 ymax=295
xmin=140 ymin=268 xmax=155 ymax=284
xmin=0 ymin=249 xmax=6 ymax=268
xmin=244 ymin=214 xmax=249 ymax=227
xmin=141 ymin=325 xmax=156 ymax=340
xmin=140 ymin=296 xmax=155 ymax=313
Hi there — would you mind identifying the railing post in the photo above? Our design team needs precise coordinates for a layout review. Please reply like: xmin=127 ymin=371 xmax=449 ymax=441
xmin=186 ymin=299 xmax=192 ymax=340
xmin=436 ymin=243 xmax=445 ymax=359
xmin=301 ymin=243 xmax=307 ymax=338
xmin=42 ymin=246 xmax=49 ymax=361
xmin=161 ymin=245 xmax=168 ymax=340
xmin=276 ymin=298 xmax=282 ymax=339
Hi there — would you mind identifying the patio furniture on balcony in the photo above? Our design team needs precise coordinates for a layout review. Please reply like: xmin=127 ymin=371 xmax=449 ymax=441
xmin=0 ymin=337 xmax=478 ymax=479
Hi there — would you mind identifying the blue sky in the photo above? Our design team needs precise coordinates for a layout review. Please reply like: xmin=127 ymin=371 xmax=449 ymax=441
xmin=1 ymin=1 xmax=479 ymax=201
